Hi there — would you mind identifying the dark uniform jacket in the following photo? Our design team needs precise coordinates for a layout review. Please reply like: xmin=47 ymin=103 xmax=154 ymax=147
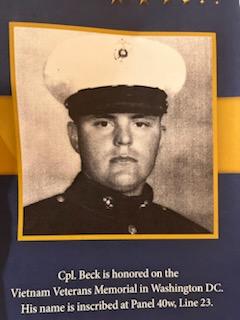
xmin=24 ymin=172 xmax=209 ymax=235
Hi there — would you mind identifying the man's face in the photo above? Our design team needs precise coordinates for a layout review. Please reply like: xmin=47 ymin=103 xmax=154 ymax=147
xmin=68 ymin=113 xmax=162 ymax=195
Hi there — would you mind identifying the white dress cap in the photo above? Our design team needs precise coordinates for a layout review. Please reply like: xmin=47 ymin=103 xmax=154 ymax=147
xmin=44 ymin=33 xmax=186 ymax=104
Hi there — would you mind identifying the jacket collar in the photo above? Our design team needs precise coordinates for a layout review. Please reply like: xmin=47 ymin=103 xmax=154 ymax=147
xmin=64 ymin=172 xmax=154 ymax=222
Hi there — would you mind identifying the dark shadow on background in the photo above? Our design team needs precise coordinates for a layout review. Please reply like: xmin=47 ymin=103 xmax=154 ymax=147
xmin=0 ymin=175 xmax=15 ymax=320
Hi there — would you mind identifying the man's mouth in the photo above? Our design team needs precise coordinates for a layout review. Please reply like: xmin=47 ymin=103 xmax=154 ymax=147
xmin=110 ymin=156 xmax=137 ymax=164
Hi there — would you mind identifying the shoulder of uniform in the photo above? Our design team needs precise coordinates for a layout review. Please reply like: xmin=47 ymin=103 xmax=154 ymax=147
xmin=25 ymin=193 xmax=67 ymax=212
xmin=151 ymin=202 xmax=175 ymax=214
xmin=150 ymin=202 xmax=210 ymax=234
xmin=23 ymin=193 xmax=69 ymax=235
xmin=151 ymin=203 xmax=184 ymax=218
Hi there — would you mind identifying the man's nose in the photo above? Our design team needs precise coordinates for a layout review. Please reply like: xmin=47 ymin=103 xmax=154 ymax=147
xmin=113 ymin=124 xmax=132 ymax=146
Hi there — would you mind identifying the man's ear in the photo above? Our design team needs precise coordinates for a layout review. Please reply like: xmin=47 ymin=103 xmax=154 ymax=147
xmin=158 ymin=118 xmax=166 ymax=150
xmin=67 ymin=121 xmax=79 ymax=153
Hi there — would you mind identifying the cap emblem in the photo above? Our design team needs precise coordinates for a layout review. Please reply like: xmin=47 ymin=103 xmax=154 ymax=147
xmin=118 ymin=48 xmax=128 ymax=58
xmin=114 ymin=39 xmax=130 ymax=61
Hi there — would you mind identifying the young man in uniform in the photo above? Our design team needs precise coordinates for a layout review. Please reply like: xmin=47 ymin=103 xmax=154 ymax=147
xmin=24 ymin=36 xmax=209 ymax=235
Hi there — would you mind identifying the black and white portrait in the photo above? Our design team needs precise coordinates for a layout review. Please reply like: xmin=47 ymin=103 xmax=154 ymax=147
xmin=12 ymin=24 xmax=217 ymax=239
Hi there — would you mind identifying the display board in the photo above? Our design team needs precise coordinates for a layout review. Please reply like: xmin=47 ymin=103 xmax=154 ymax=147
xmin=0 ymin=1 xmax=239 ymax=319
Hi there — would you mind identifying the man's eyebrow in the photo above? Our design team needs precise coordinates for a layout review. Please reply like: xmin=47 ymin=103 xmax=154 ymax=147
xmin=90 ymin=114 xmax=115 ymax=119
xmin=131 ymin=114 xmax=158 ymax=119
xmin=87 ymin=114 xmax=158 ymax=120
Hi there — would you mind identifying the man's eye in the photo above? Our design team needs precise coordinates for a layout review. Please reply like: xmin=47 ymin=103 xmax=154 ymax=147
xmin=135 ymin=121 xmax=150 ymax=128
xmin=94 ymin=120 xmax=111 ymax=127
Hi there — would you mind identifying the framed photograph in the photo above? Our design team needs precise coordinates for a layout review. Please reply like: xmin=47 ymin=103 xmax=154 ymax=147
xmin=10 ymin=23 xmax=218 ymax=240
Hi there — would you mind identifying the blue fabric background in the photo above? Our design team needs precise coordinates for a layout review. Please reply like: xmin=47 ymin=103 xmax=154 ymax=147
xmin=0 ymin=1 xmax=239 ymax=319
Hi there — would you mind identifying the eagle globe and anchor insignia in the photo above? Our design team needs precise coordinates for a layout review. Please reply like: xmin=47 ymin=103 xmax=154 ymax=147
xmin=114 ymin=39 xmax=130 ymax=61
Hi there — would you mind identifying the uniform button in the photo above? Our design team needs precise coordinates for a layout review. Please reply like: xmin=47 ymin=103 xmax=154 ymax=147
xmin=162 ymin=206 xmax=167 ymax=211
xmin=128 ymin=225 xmax=137 ymax=234
xmin=56 ymin=195 xmax=65 ymax=203
xmin=103 ymin=196 xmax=114 ymax=209
xmin=140 ymin=200 xmax=149 ymax=208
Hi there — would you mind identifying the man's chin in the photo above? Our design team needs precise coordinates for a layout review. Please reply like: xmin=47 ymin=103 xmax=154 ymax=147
xmin=107 ymin=174 xmax=144 ymax=196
